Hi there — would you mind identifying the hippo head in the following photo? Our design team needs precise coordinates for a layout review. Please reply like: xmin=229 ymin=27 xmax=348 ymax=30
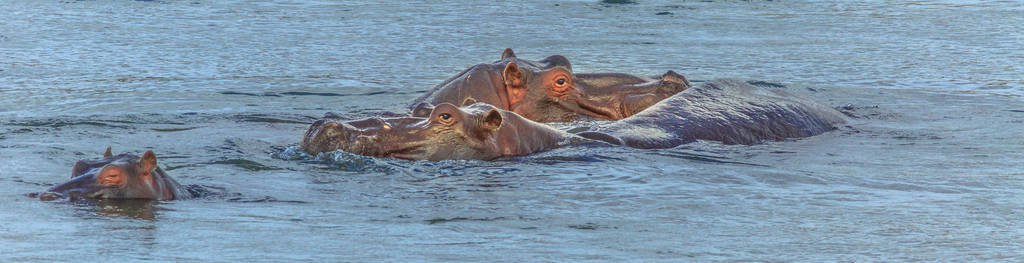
xmin=302 ymin=102 xmax=572 ymax=161
xmin=420 ymin=49 xmax=661 ymax=122
xmin=499 ymin=50 xmax=628 ymax=122
xmin=39 ymin=147 xmax=182 ymax=201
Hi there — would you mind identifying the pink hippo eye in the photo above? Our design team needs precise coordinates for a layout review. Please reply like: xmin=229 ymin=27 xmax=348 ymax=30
xmin=556 ymin=78 xmax=566 ymax=85
xmin=440 ymin=113 xmax=452 ymax=120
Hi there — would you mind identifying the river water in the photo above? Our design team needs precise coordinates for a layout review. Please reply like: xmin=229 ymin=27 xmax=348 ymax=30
xmin=2 ymin=0 xmax=1023 ymax=261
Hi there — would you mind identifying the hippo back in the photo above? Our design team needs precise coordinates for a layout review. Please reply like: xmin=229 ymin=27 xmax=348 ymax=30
xmin=591 ymin=79 xmax=845 ymax=148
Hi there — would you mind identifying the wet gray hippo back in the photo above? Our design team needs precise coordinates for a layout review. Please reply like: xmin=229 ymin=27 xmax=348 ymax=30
xmin=585 ymin=79 xmax=846 ymax=148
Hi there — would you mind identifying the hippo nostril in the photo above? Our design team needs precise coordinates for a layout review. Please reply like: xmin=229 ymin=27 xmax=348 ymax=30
xmin=317 ymin=123 xmax=351 ymax=142
xmin=39 ymin=192 xmax=61 ymax=201
xmin=355 ymin=135 xmax=378 ymax=144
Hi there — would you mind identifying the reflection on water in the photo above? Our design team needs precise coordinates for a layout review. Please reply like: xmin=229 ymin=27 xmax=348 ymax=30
xmin=2 ymin=0 xmax=1024 ymax=261
xmin=88 ymin=199 xmax=160 ymax=220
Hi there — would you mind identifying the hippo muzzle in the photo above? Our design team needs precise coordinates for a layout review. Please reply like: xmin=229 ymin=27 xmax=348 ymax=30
xmin=302 ymin=116 xmax=433 ymax=159
xmin=302 ymin=103 xmax=574 ymax=161
xmin=40 ymin=173 xmax=109 ymax=200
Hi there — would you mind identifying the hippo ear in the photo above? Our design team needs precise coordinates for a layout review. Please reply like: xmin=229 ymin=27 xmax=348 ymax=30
xmin=472 ymin=109 xmax=503 ymax=142
xmin=503 ymin=62 xmax=526 ymax=108
xmin=503 ymin=62 xmax=524 ymax=87
xmin=140 ymin=150 xmax=157 ymax=172
xmin=481 ymin=109 xmax=503 ymax=131
xmin=72 ymin=161 xmax=90 ymax=178
xmin=501 ymin=48 xmax=516 ymax=60
xmin=662 ymin=70 xmax=691 ymax=89
xmin=104 ymin=146 xmax=113 ymax=158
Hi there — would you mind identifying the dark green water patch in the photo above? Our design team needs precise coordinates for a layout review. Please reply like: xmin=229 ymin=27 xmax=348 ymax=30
xmin=837 ymin=105 xmax=899 ymax=120
xmin=7 ymin=120 xmax=129 ymax=129
xmin=569 ymin=223 xmax=616 ymax=230
xmin=746 ymin=80 xmax=787 ymax=88
xmin=601 ymin=0 xmax=636 ymax=4
xmin=529 ymin=155 xmax=610 ymax=164
xmin=210 ymin=159 xmax=280 ymax=171
xmin=151 ymin=127 xmax=199 ymax=132
xmin=163 ymin=163 xmax=202 ymax=171
xmin=283 ymin=90 xmax=418 ymax=97
xmin=651 ymin=151 xmax=768 ymax=167
xmin=219 ymin=91 xmax=282 ymax=97
xmin=236 ymin=114 xmax=308 ymax=124
xmin=280 ymin=91 xmax=345 ymax=97
xmin=227 ymin=196 xmax=307 ymax=204
xmin=425 ymin=216 xmax=506 ymax=225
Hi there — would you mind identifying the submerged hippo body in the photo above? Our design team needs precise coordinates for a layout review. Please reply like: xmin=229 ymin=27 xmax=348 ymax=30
xmin=39 ymin=147 xmax=190 ymax=200
xmin=411 ymin=48 xmax=690 ymax=122
xmin=302 ymin=102 xmax=592 ymax=161
xmin=581 ymin=79 xmax=847 ymax=148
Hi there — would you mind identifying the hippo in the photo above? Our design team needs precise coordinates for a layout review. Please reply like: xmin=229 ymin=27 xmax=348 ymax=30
xmin=38 ymin=147 xmax=190 ymax=201
xmin=578 ymin=79 xmax=847 ymax=148
xmin=411 ymin=48 xmax=690 ymax=122
xmin=303 ymin=80 xmax=845 ymax=160
xmin=301 ymin=102 xmax=598 ymax=161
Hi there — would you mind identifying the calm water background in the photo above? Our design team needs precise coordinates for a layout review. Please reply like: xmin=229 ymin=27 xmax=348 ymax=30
xmin=2 ymin=0 xmax=1023 ymax=261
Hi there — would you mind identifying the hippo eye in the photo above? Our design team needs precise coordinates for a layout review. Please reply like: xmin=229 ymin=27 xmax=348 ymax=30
xmin=555 ymin=78 xmax=567 ymax=86
xmin=439 ymin=113 xmax=452 ymax=121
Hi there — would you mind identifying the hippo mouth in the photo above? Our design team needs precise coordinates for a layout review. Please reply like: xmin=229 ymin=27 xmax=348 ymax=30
xmin=38 ymin=174 xmax=111 ymax=201
xmin=382 ymin=144 xmax=425 ymax=160
xmin=37 ymin=190 xmax=106 ymax=201
xmin=347 ymin=137 xmax=428 ymax=160
xmin=573 ymin=98 xmax=624 ymax=120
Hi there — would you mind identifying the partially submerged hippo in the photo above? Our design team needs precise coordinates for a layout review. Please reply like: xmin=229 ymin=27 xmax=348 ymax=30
xmin=411 ymin=48 xmax=690 ymax=122
xmin=38 ymin=147 xmax=190 ymax=201
xmin=302 ymin=102 xmax=593 ymax=161
xmin=304 ymin=79 xmax=845 ymax=160
xmin=579 ymin=79 xmax=847 ymax=148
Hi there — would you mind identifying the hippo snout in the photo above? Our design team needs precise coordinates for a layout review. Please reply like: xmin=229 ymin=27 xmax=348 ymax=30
xmin=354 ymin=134 xmax=379 ymax=144
xmin=302 ymin=119 xmax=391 ymax=155
xmin=320 ymin=122 xmax=354 ymax=142
xmin=38 ymin=192 xmax=61 ymax=201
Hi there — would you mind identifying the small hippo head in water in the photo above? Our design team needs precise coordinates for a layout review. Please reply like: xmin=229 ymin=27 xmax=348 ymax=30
xmin=302 ymin=102 xmax=584 ymax=161
xmin=38 ymin=147 xmax=185 ymax=201
xmin=414 ymin=48 xmax=690 ymax=122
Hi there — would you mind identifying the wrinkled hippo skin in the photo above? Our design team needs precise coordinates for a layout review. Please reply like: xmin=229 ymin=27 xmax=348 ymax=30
xmin=411 ymin=48 xmax=690 ymax=122
xmin=580 ymin=79 xmax=846 ymax=148
xmin=302 ymin=102 xmax=594 ymax=161
xmin=38 ymin=147 xmax=190 ymax=201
